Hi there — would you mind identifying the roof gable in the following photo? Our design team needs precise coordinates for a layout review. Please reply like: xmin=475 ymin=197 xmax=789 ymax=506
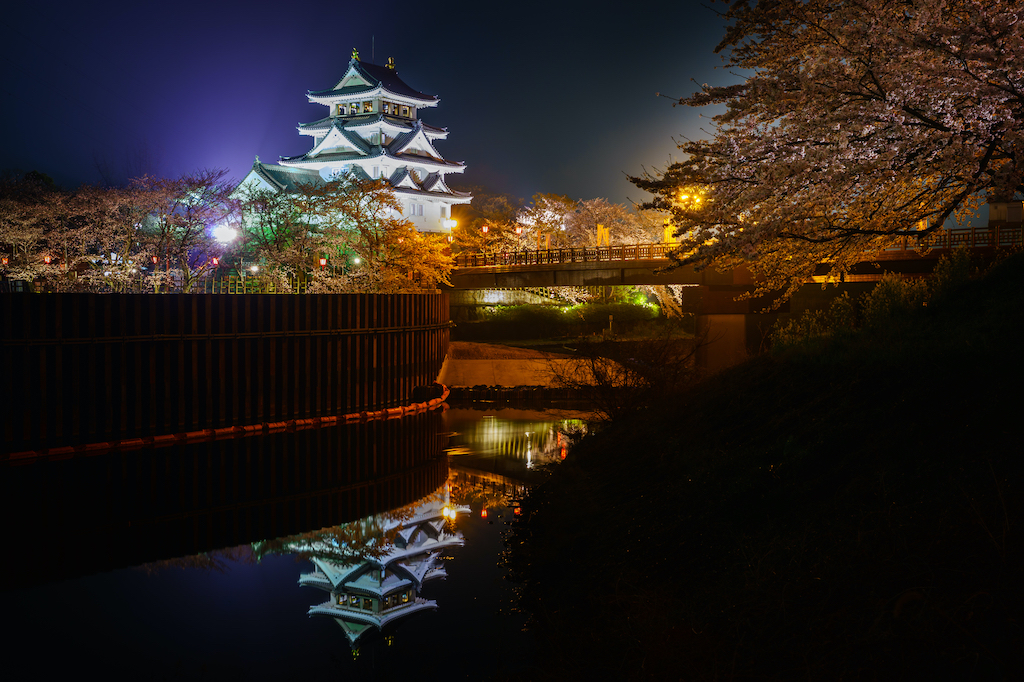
xmin=334 ymin=63 xmax=372 ymax=91
xmin=309 ymin=125 xmax=370 ymax=157
xmin=390 ymin=167 xmax=421 ymax=190
xmin=390 ymin=124 xmax=442 ymax=160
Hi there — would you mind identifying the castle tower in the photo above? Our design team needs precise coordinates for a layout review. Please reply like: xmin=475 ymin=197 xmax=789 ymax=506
xmin=240 ymin=50 xmax=471 ymax=234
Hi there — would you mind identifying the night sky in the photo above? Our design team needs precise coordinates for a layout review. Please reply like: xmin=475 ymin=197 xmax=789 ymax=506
xmin=1 ymin=1 xmax=732 ymax=207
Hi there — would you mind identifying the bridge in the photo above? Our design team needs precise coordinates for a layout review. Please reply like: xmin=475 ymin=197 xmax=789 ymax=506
xmin=449 ymin=225 xmax=1024 ymax=289
xmin=448 ymin=224 xmax=1023 ymax=372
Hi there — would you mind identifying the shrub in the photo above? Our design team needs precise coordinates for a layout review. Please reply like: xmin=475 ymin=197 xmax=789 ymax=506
xmin=769 ymin=292 xmax=856 ymax=351
xmin=861 ymin=273 xmax=929 ymax=328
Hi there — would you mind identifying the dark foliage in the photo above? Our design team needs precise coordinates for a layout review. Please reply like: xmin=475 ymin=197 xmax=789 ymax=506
xmin=506 ymin=252 xmax=1024 ymax=680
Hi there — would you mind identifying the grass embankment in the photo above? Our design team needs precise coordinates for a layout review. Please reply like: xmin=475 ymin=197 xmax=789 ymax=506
xmin=508 ymin=253 xmax=1024 ymax=680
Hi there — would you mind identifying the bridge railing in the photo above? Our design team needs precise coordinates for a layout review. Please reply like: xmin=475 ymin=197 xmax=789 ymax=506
xmin=454 ymin=226 xmax=1024 ymax=268
xmin=889 ymin=225 xmax=1024 ymax=251
xmin=453 ymin=243 xmax=676 ymax=268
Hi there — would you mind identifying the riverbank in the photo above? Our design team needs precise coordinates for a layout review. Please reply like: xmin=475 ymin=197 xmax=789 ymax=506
xmin=507 ymin=252 xmax=1024 ymax=680
xmin=438 ymin=341 xmax=571 ymax=388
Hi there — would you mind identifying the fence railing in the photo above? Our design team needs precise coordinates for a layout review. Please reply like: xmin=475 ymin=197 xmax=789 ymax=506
xmin=8 ymin=275 xmax=314 ymax=295
xmin=454 ymin=225 xmax=1024 ymax=269
xmin=881 ymin=225 xmax=1024 ymax=251
xmin=453 ymin=243 xmax=676 ymax=268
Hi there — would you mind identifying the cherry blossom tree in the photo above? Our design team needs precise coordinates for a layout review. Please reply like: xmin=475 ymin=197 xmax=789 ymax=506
xmin=137 ymin=169 xmax=236 ymax=292
xmin=316 ymin=176 xmax=452 ymax=293
xmin=236 ymin=174 xmax=452 ymax=293
xmin=632 ymin=0 xmax=1024 ymax=299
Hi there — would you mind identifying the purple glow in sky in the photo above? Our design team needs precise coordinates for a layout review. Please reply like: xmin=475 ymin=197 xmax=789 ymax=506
xmin=1 ymin=0 xmax=731 ymax=205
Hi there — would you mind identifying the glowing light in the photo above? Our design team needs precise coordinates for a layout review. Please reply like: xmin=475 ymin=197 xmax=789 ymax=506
xmin=481 ymin=225 xmax=489 ymax=233
xmin=44 ymin=255 xmax=51 ymax=264
xmin=481 ymin=509 xmax=488 ymax=518
xmin=211 ymin=257 xmax=219 ymax=266
xmin=250 ymin=265 xmax=259 ymax=273
xmin=319 ymin=257 xmax=327 ymax=267
xmin=352 ymin=257 xmax=361 ymax=265
xmin=212 ymin=224 xmax=238 ymax=244
xmin=443 ymin=218 xmax=457 ymax=229
xmin=515 ymin=226 xmax=523 ymax=235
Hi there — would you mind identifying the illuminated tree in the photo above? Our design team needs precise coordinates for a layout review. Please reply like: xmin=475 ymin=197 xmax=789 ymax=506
xmin=234 ymin=182 xmax=320 ymax=290
xmin=237 ymin=174 xmax=452 ymax=293
xmin=316 ymin=175 xmax=452 ymax=293
xmin=517 ymin=194 xmax=660 ymax=249
xmin=632 ymin=0 xmax=1024 ymax=299
xmin=137 ymin=169 xmax=236 ymax=292
xmin=0 ymin=172 xmax=112 ymax=291
xmin=450 ymin=187 xmax=523 ymax=253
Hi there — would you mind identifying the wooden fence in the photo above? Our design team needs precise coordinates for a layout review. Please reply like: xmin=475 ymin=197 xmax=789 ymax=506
xmin=1 ymin=292 xmax=450 ymax=453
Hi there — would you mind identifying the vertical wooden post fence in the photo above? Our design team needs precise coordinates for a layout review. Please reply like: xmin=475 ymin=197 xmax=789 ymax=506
xmin=1 ymin=292 xmax=450 ymax=453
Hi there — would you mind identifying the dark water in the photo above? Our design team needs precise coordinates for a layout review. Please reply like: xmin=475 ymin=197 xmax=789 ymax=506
xmin=1 ymin=406 xmax=586 ymax=680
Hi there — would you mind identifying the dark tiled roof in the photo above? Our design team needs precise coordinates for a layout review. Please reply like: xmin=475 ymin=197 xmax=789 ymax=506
xmin=299 ymin=114 xmax=447 ymax=137
xmin=308 ymin=59 xmax=438 ymax=103
xmin=297 ymin=116 xmax=334 ymax=132
xmin=251 ymin=162 xmax=322 ymax=192
xmin=388 ymin=167 xmax=418 ymax=189
xmin=280 ymin=150 xmax=365 ymax=163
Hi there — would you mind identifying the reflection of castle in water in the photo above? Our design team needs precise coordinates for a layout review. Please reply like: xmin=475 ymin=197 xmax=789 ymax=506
xmin=255 ymin=484 xmax=469 ymax=644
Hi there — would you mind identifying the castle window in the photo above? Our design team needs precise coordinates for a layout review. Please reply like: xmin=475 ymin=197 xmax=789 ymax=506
xmin=363 ymin=597 xmax=373 ymax=610
xmin=362 ymin=101 xmax=372 ymax=113
xmin=401 ymin=105 xmax=410 ymax=118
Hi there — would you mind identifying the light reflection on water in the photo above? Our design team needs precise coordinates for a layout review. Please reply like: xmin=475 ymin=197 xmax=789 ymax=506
xmin=3 ymin=407 xmax=586 ymax=679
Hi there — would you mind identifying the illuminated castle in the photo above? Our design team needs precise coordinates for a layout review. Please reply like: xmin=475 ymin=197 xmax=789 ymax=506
xmin=239 ymin=50 xmax=470 ymax=234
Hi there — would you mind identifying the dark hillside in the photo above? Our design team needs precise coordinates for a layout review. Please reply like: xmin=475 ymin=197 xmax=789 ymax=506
xmin=508 ymin=252 xmax=1024 ymax=680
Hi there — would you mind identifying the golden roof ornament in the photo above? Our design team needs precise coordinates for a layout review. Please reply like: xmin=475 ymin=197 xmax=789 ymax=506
xmin=386 ymin=56 xmax=396 ymax=70
xmin=351 ymin=48 xmax=360 ymax=61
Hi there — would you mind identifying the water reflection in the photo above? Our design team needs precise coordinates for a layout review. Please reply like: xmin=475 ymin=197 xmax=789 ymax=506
xmin=445 ymin=407 xmax=588 ymax=484
xmin=254 ymin=483 xmax=469 ymax=644
xmin=0 ymin=410 xmax=448 ymax=587
xmin=4 ymin=407 xmax=587 ymax=679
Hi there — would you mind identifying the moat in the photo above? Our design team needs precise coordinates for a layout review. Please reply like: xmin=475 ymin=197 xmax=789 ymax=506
xmin=2 ymin=407 xmax=587 ymax=680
